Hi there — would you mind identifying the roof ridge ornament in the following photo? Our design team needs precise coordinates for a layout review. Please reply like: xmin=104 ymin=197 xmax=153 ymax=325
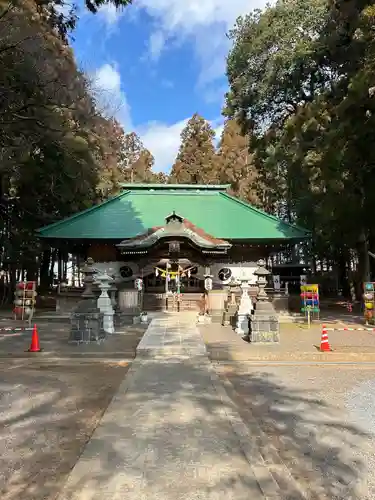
xmin=165 ymin=211 xmax=184 ymax=224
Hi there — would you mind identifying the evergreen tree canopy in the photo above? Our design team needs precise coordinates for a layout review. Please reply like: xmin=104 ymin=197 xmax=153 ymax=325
xmin=224 ymin=0 xmax=375 ymax=291
xmin=169 ymin=113 xmax=218 ymax=184
xmin=216 ymin=119 xmax=259 ymax=205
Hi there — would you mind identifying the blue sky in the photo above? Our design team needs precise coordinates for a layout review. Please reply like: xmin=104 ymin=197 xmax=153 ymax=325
xmin=70 ymin=0 xmax=269 ymax=172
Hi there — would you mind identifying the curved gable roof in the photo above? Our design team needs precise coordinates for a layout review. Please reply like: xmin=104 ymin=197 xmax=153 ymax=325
xmin=37 ymin=184 xmax=310 ymax=241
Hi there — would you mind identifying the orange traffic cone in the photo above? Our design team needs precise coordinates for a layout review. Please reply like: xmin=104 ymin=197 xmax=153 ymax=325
xmin=27 ymin=324 xmax=42 ymax=352
xmin=320 ymin=325 xmax=332 ymax=352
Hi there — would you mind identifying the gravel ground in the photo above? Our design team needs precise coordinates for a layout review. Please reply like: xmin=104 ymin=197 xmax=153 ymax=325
xmin=215 ymin=363 xmax=375 ymax=500
xmin=0 ymin=359 xmax=129 ymax=500
xmin=200 ymin=321 xmax=375 ymax=361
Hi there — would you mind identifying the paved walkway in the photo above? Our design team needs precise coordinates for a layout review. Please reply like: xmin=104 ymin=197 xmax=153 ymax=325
xmin=57 ymin=313 xmax=291 ymax=500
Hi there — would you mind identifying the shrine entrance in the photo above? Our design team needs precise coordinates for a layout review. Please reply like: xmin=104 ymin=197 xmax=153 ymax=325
xmin=144 ymin=259 xmax=202 ymax=312
xmin=116 ymin=211 xmax=232 ymax=312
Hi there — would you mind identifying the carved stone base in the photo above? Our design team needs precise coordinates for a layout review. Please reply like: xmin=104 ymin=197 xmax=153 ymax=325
xmin=250 ymin=314 xmax=279 ymax=343
xmin=222 ymin=302 xmax=237 ymax=326
xmin=209 ymin=309 xmax=224 ymax=323
xmin=236 ymin=313 xmax=250 ymax=335
xmin=115 ymin=312 xmax=136 ymax=327
xmin=69 ymin=311 xmax=105 ymax=343
xmin=197 ymin=314 xmax=212 ymax=324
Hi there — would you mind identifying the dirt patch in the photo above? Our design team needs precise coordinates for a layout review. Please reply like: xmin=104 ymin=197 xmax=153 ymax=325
xmin=0 ymin=360 xmax=130 ymax=500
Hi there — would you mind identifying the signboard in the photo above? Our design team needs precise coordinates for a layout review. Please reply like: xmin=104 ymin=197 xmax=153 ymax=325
xmin=13 ymin=281 xmax=37 ymax=322
xmin=364 ymin=282 xmax=375 ymax=324
xmin=134 ymin=278 xmax=143 ymax=291
xmin=273 ymin=275 xmax=281 ymax=291
xmin=204 ymin=277 xmax=213 ymax=291
xmin=300 ymin=284 xmax=320 ymax=325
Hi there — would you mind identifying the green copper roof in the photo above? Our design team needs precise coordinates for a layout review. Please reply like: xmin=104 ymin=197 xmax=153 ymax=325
xmin=37 ymin=184 xmax=310 ymax=241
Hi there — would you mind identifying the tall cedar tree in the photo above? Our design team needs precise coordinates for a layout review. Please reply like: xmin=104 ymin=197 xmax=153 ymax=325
xmin=216 ymin=119 xmax=259 ymax=205
xmin=118 ymin=132 xmax=162 ymax=183
xmin=170 ymin=114 xmax=218 ymax=184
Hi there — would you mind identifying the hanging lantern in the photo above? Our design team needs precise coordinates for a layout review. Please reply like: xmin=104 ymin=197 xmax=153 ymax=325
xmin=187 ymin=270 xmax=191 ymax=278
xmin=134 ymin=278 xmax=143 ymax=291
xmin=204 ymin=277 xmax=213 ymax=291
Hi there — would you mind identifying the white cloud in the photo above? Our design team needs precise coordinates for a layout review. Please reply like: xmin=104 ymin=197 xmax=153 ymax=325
xmin=98 ymin=3 xmax=120 ymax=25
xmin=90 ymin=64 xmax=224 ymax=173
xmin=161 ymin=79 xmax=174 ymax=89
xmin=148 ymin=31 xmax=166 ymax=61
xmin=92 ymin=63 xmax=133 ymax=131
xmin=95 ymin=1 xmax=272 ymax=86
xmin=90 ymin=63 xmax=181 ymax=172
xmin=97 ymin=2 xmax=133 ymax=26
xmin=134 ymin=0 xmax=272 ymax=83
xmin=137 ymin=119 xmax=189 ymax=172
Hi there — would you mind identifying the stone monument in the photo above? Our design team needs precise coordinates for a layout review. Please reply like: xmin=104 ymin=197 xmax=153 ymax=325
xmin=69 ymin=257 xmax=105 ymax=343
xmin=235 ymin=275 xmax=253 ymax=336
xmin=107 ymin=268 xmax=118 ymax=311
xmin=251 ymin=259 xmax=279 ymax=343
xmin=222 ymin=277 xmax=239 ymax=327
xmin=95 ymin=271 xmax=115 ymax=334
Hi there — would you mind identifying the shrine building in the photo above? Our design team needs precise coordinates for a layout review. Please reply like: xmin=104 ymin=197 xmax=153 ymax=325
xmin=38 ymin=184 xmax=310 ymax=317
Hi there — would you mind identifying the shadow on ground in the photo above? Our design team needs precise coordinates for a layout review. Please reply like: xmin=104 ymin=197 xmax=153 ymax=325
xmin=218 ymin=366 xmax=370 ymax=500
xmin=0 ymin=361 xmax=129 ymax=500
xmin=0 ymin=322 xmax=147 ymax=358
xmin=0 ymin=347 xmax=370 ymax=500
xmin=52 ymin=359 xmax=369 ymax=500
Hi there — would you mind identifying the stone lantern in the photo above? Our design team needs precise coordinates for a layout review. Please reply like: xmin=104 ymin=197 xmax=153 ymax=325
xmin=254 ymin=259 xmax=270 ymax=304
xmin=222 ymin=277 xmax=239 ymax=327
xmin=95 ymin=271 xmax=115 ymax=334
xmin=251 ymin=259 xmax=279 ymax=343
xmin=69 ymin=258 xmax=105 ymax=344
xmin=235 ymin=272 xmax=253 ymax=336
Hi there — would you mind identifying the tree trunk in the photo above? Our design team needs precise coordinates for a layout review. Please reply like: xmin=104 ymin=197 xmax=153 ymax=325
xmin=336 ymin=249 xmax=350 ymax=298
xmin=39 ymin=248 xmax=51 ymax=291
xmin=357 ymin=231 xmax=370 ymax=285
xmin=49 ymin=248 xmax=58 ymax=288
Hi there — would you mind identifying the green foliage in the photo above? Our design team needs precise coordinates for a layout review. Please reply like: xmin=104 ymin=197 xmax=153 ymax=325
xmin=225 ymin=0 xmax=375 ymax=289
xmin=169 ymin=113 xmax=218 ymax=184
xmin=0 ymin=0 xmax=139 ymax=295
xmin=216 ymin=119 xmax=260 ymax=205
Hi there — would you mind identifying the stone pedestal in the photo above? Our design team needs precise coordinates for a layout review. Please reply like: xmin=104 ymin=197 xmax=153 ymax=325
xmin=96 ymin=272 xmax=115 ymax=335
xmin=69 ymin=258 xmax=105 ymax=343
xmin=107 ymin=268 xmax=118 ymax=311
xmin=118 ymin=289 xmax=140 ymax=312
xmin=116 ymin=289 xmax=141 ymax=326
xmin=251 ymin=259 xmax=279 ymax=343
xmin=70 ymin=304 xmax=105 ymax=343
xmin=208 ymin=289 xmax=228 ymax=323
xmin=222 ymin=279 xmax=239 ymax=327
xmin=235 ymin=279 xmax=253 ymax=336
